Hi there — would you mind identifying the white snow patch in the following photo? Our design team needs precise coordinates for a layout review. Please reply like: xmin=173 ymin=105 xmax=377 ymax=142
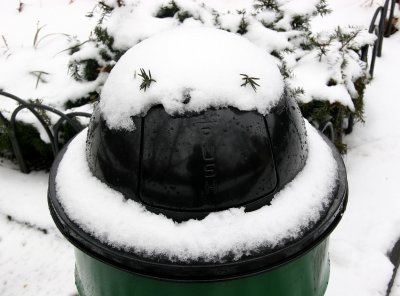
xmin=290 ymin=50 xmax=355 ymax=109
xmin=106 ymin=0 xmax=180 ymax=50
xmin=0 ymin=164 xmax=51 ymax=229
xmin=276 ymin=0 xmax=321 ymax=31
xmin=0 ymin=216 xmax=76 ymax=296
xmin=55 ymin=121 xmax=337 ymax=262
xmin=244 ymin=19 xmax=293 ymax=53
xmin=100 ymin=27 xmax=284 ymax=130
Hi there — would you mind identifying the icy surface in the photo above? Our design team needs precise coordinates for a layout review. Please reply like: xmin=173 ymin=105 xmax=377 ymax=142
xmin=100 ymin=27 xmax=284 ymax=130
xmin=55 ymin=121 xmax=336 ymax=261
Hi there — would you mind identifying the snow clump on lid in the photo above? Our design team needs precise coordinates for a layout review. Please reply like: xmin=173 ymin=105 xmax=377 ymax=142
xmin=99 ymin=26 xmax=285 ymax=130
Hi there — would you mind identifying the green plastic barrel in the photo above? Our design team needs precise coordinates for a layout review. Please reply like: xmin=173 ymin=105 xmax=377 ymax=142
xmin=75 ymin=239 xmax=330 ymax=296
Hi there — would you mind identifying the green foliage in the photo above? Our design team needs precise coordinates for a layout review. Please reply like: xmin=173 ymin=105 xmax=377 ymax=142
xmin=84 ymin=59 xmax=100 ymax=81
xmin=298 ymin=76 xmax=368 ymax=153
xmin=352 ymin=77 xmax=367 ymax=123
xmin=59 ymin=0 xmax=369 ymax=158
xmin=0 ymin=108 xmax=85 ymax=171
xmin=240 ymin=74 xmax=260 ymax=92
xmin=94 ymin=26 xmax=114 ymax=51
xmin=254 ymin=0 xmax=279 ymax=11
xmin=68 ymin=61 xmax=82 ymax=81
xmin=0 ymin=120 xmax=53 ymax=171
xmin=68 ymin=59 xmax=100 ymax=81
xmin=138 ymin=68 xmax=156 ymax=92
xmin=299 ymin=100 xmax=348 ymax=153
xmin=236 ymin=12 xmax=248 ymax=35
xmin=290 ymin=15 xmax=310 ymax=31
xmin=57 ymin=119 xmax=83 ymax=147
xmin=155 ymin=1 xmax=192 ymax=23
xmin=156 ymin=1 xmax=180 ymax=18
xmin=291 ymin=87 xmax=305 ymax=98
xmin=64 ymin=92 xmax=99 ymax=109
xmin=308 ymin=33 xmax=334 ymax=61
xmin=93 ymin=26 xmax=124 ymax=59
xmin=177 ymin=11 xmax=192 ymax=23
xmin=97 ymin=1 xmax=114 ymax=24
xmin=279 ymin=62 xmax=292 ymax=79
xmin=26 ymin=98 xmax=51 ymax=125
xmin=315 ymin=0 xmax=332 ymax=16
xmin=335 ymin=26 xmax=363 ymax=50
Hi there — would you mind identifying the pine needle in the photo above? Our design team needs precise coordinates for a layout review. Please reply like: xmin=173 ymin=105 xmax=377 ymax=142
xmin=138 ymin=68 xmax=156 ymax=91
xmin=240 ymin=74 xmax=260 ymax=92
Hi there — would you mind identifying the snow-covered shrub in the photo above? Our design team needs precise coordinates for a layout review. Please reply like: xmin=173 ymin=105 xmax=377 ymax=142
xmin=0 ymin=0 xmax=375 ymax=170
xmin=285 ymin=26 xmax=375 ymax=151
xmin=68 ymin=0 xmax=374 ymax=153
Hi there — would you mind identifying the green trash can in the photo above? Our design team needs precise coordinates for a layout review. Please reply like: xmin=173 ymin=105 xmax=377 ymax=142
xmin=74 ymin=239 xmax=330 ymax=296
xmin=48 ymin=28 xmax=347 ymax=296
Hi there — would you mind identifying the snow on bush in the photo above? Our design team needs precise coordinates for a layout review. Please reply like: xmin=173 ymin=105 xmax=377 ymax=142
xmin=66 ymin=0 xmax=374 ymax=152
xmin=0 ymin=0 xmax=376 ymax=170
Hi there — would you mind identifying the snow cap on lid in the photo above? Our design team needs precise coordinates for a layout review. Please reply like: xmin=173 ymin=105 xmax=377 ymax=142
xmin=99 ymin=26 xmax=285 ymax=130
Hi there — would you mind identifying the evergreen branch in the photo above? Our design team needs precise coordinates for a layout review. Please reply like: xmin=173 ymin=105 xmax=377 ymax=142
xmin=336 ymin=27 xmax=362 ymax=51
xmin=308 ymin=33 xmax=335 ymax=61
xmin=68 ymin=61 xmax=82 ymax=81
xmin=237 ymin=11 xmax=248 ymax=35
xmin=254 ymin=0 xmax=279 ymax=11
xmin=240 ymin=74 xmax=260 ymax=92
xmin=315 ymin=0 xmax=331 ymax=16
xmin=138 ymin=68 xmax=156 ymax=92
xmin=97 ymin=1 xmax=114 ymax=24
xmin=279 ymin=62 xmax=292 ymax=79
xmin=156 ymin=1 xmax=180 ymax=18
xmin=26 ymin=98 xmax=51 ymax=125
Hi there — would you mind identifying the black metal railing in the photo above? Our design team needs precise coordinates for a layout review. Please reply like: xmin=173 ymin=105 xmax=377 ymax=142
xmin=342 ymin=0 xmax=398 ymax=138
xmin=0 ymin=90 xmax=90 ymax=173
xmin=361 ymin=0 xmax=398 ymax=77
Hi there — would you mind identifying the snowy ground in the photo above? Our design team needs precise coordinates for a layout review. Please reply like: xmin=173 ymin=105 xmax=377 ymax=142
xmin=0 ymin=0 xmax=400 ymax=295
xmin=324 ymin=29 xmax=400 ymax=296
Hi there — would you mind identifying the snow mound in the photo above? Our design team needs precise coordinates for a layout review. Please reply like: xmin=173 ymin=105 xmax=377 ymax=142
xmin=99 ymin=27 xmax=284 ymax=130
xmin=55 ymin=121 xmax=337 ymax=262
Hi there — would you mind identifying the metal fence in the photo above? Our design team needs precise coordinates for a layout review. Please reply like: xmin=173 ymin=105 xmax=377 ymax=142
xmin=0 ymin=90 xmax=90 ymax=173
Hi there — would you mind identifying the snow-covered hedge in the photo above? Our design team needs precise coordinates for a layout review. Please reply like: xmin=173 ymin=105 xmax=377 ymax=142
xmin=69 ymin=0 xmax=374 ymax=152
xmin=0 ymin=0 xmax=375 ymax=170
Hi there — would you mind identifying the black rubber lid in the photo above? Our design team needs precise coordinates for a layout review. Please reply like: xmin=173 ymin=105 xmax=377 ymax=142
xmin=48 ymin=125 xmax=347 ymax=281
xmin=85 ymin=93 xmax=308 ymax=221
xmin=48 ymin=91 xmax=348 ymax=280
